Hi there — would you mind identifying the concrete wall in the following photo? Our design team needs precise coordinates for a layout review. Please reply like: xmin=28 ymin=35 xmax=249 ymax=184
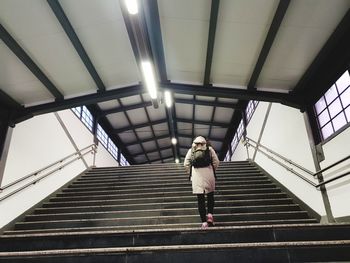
xmin=0 ymin=109 xmax=118 ymax=229
xmin=231 ymin=102 xmax=350 ymax=219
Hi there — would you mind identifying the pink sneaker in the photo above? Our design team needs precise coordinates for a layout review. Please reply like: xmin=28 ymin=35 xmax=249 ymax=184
xmin=207 ymin=213 xmax=214 ymax=227
xmin=201 ymin=222 xmax=208 ymax=230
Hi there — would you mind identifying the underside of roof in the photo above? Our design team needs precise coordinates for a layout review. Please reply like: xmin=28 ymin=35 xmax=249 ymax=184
xmin=0 ymin=0 xmax=349 ymax=164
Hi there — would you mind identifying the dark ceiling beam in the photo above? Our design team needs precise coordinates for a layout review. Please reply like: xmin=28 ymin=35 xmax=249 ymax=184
xmin=134 ymin=145 xmax=172 ymax=157
xmin=175 ymin=98 xmax=240 ymax=109
xmin=47 ymin=0 xmax=105 ymax=92
xmin=124 ymin=133 xmax=169 ymax=147
xmin=177 ymin=118 xmax=229 ymax=128
xmin=247 ymin=0 xmax=291 ymax=90
xmin=164 ymin=82 xmax=302 ymax=109
xmin=101 ymin=101 xmax=152 ymax=117
xmin=291 ymin=9 xmax=350 ymax=107
xmin=178 ymin=133 xmax=222 ymax=142
xmin=142 ymin=0 xmax=168 ymax=82
xmin=204 ymin=0 xmax=220 ymax=86
xmin=0 ymin=90 xmax=22 ymax=111
xmin=120 ymin=0 xmax=159 ymax=108
xmin=13 ymin=84 xmax=142 ymax=123
xmin=0 ymin=24 xmax=63 ymax=100
xmin=114 ymin=118 xmax=167 ymax=133
xmin=143 ymin=0 xmax=180 ymax=162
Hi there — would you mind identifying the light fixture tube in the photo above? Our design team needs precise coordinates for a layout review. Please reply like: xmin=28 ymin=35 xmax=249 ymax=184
xmin=141 ymin=61 xmax=158 ymax=99
xmin=125 ymin=0 xmax=138 ymax=15
xmin=164 ymin=91 xmax=172 ymax=108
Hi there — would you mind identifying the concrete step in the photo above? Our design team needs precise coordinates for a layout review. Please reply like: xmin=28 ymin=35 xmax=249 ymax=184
xmin=2 ymin=224 xmax=350 ymax=252
xmin=41 ymin=198 xmax=295 ymax=210
xmin=55 ymin=187 xmax=282 ymax=199
xmin=14 ymin=211 xmax=312 ymax=230
xmin=25 ymin=204 xmax=302 ymax=221
xmin=33 ymin=203 xmax=301 ymax=217
xmin=63 ymin=182 xmax=276 ymax=193
xmin=49 ymin=192 xmax=288 ymax=204
xmin=1 ymin=239 xmax=348 ymax=262
xmin=3 ymin=218 xmax=320 ymax=235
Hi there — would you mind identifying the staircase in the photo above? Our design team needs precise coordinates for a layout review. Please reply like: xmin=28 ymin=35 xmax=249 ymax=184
xmin=0 ymin=161 xmax=350 ymax=262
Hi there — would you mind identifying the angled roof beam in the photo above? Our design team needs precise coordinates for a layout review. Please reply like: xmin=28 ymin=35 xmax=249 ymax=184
xmin=101 ymin=101 xmax=152 ymax=117
xmin=14 ymin=84 xmax=142 ymax=123
xmin=220 ymin=0 xmax=291 ymax=160
xmin=0 ymin=24 xmax=63 ymax=100
xmin=164 ymin=82 xmax=302 ymax=109
xmin=175 ymin=98 xmax=240 ymax=109
xmin=247 ymin=0 xmax=290 ymax=90
xmin=114 ymin=118 xmax=167 ymax=133
xmin=0 ymin=90 xmax=22 ymax=111
xmin=177 ymin=118 xmax=229 ymax=128
xmin=143 ymin=0 xmax=180 ymax=163
xmin=124 ymin=134 xmax=169 ymax=147
xmin=139 ymin=154 xmax=173 ymax=164
xmin=204 ymin=0 xmax=220 ymax=86
xmin=47 ymin=0 xmax=105 ymax=92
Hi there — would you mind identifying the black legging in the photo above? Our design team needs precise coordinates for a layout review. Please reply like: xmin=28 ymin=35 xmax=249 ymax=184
xmin=196 ymin=192 xmax=214 ymax=222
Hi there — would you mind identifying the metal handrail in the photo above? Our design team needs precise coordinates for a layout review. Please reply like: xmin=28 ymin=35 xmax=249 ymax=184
xmin=245 ymin=137 xmax=350 ymax=188
xmin=0 ymin=144 xmax=96 ymax=201
xmin=246 ymin=137 xmax=314 ymax=176
xmin=245 ymin=138 xmax=317 ymax=187
xmin=0 ymin=144 xmax=96 ymax=191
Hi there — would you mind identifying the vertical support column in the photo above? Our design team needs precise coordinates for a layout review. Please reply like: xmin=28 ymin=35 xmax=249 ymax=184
xmin=241 ymin=110 xmax=249 ymax=159
xmin=0 ymin=110 xmax=13 ymax=186
xmin=304 ymin=109 xmax=335 ymax=223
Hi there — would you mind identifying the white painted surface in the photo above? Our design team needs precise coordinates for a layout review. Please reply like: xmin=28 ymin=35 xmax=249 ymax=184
xmin=231 ymin=101 xmax=350 ymax=218
xmin=0 ymin=109 xmax=118 ymax=228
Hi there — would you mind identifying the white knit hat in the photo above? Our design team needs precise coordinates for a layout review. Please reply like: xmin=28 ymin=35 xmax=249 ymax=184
xmin=193 ymin=136 xmax=206 ymax=144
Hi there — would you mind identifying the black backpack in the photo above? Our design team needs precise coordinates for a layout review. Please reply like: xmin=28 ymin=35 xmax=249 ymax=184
xmin=189 ymin=146 xmax=217 ymax=180
xmin=191 ymin=147 xmax=211 ymax=168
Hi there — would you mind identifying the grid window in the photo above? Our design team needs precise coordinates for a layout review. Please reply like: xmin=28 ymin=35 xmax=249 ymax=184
xmin=96 ymin=124 xmax=108 ymax=148
xmin=108 ymin=139 xmax=119 ymax=160
xmin=81 ymin=106 xmax=94 ymax=132
xmin=72 ymin=106 xmax=81 ymax=117
xmin=120 ymin=154 xmax=129 ymax=166
xmin=315 ymin=70 xmax=350 ymax=141
xmin=246 ymin=100 xmax=259 ymax=123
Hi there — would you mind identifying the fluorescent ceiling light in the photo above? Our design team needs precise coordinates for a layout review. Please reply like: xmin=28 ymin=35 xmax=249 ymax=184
xmin=171 ymin=138 xmax=177 ymax=145
xmin=125 ymin=0 xmax=138 ymax=15
xmin=175 ymin=158 xmax=179 ymax=164
xmin=164 ymin=91 xmax=172 ymax=108
xmin=141 ymin=61 xmax=158 ymax=99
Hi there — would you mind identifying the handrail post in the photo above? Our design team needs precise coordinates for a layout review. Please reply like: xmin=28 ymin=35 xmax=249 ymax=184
xmin=303 ymin=111 xmax=335 ymax=223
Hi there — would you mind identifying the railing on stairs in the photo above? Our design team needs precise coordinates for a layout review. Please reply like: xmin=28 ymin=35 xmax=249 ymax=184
xmin=0 ymin=144 xmax=97 ymax=202
xmin=244 ymin=137 xmax=350 ymax=189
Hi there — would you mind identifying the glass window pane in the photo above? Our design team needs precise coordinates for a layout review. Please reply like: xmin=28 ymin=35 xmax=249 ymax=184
xmin=318 ymin=109 xmax=330 ymax=127
xmin=345 ymin=106 xmax=350 ymax=122
xmin=325 ymin=85 xmax=338 ymax=104
xmin=328 ymin=98 xmax=342 ymax=118
xmin=321 ymin=122 xmax=333 ymax=140
xmin=332 ymin=112 xmax=346 ymax=132
xmin=336 ymin=70 xmax=350 ymax=93
xmin=315 ymin=97 xmax=326 ymax=114
xmin=340 ymin=87 xmax=350 ymax=108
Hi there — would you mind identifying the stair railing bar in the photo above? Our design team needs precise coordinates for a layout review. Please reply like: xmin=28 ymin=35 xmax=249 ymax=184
xmin=316 ymin=171 xmax=350 ymax=188
xmin=246 ymin=137 xmax=314 ymax=176
xmin=245 ymin=139 xmax=317 ymax=187
xmin=0 ymin=144 xmax=96 ymax=192
xmin=313 ymin=155 xmax=350 ymax=178
xmin=245 ymin=137 xmax=350 ymax=189
xmin=0 ymin=146 xmax=96 ymax=202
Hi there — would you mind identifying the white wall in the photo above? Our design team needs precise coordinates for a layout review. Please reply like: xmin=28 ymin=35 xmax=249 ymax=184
xmin=231 ymin=101 xmax=350 ymax=219
xmin=0 ymin=109 xmax=118 ymax=229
